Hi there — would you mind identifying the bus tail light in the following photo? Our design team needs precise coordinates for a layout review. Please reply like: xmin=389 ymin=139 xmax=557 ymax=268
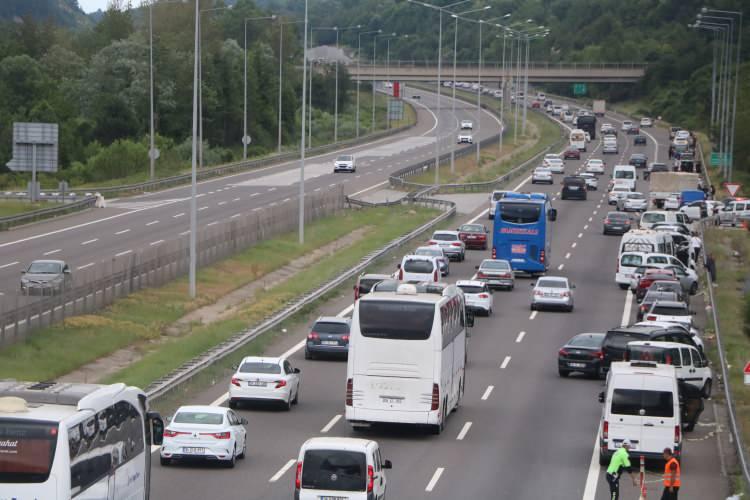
xmin=295 ymin=461 xmax=302 ymax=489
xmin=367 ymin=465 xmax=375 ymax=493
xmin=431 ymin=384 xmax=440 ymax=411
xmin=346 ymin=378 xmax=353 ymax=406
xmin=492 ymin=248 xmax=496 ymax=258
xmin=540 ymin=250 xmax=545 ymax=264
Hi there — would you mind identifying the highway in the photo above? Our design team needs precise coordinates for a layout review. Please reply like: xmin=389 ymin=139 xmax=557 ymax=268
xmin=0 ymin=86 xmax=499 ymax=299
xmin=147 ymin=105 xmax=727 ymax=499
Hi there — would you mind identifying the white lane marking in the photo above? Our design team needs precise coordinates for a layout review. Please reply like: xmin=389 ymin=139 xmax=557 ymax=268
xmin=425 ymin=467 xmax=445 ymax=492
xmin=250 ymin=192 xmax=260 ymax=197
xmin=199 ymin=206 xmax=208 ymax=211
xmin=583 ymin=224 xmax=589 ymax=230
xmin=179 ymin=230 xmax=190 ymax=236
xmin=233 ymin=198 xmax=240 ymax=202
xmin=81 ymin=238 xmax=98 ymax=245
xmin=456 ymin=422 xmax=472 ymax=441
xmin=196 ymin=193 xmax=206 ymax=198
xmin=231 ymin=213 xmax=241 ymax=218
xmin=282 ymin=198 xmax=291 ymax=203
xmin=146 ymin=220 xmax=159 ymax=226
xmin=565 ymin=252 xmax=571 ymax=259
xmin=329 ymin=183 xmax=337 ymax=188
xmin=592 ymin=210 xmax=597 ymax=215
xmin=115 ymin=229 xmax=131 ymax=235
xmin=557 ymin=263 xmax=565 ymax=270
xmin=552 ymin=197 xmax=557 ymax=201
xmin=77 ymin=262 xmax=94 ymax=270
xmin=209 ymin=392 xmax=228 ymax=407
xmin=115 ymin=250 xmax=132 ymax=257
xmin=206 ymin=221 xmax=218 ymax=226
xmin=588 ymin=216 xmax=593 ymax=222
xmin=481 ymin=385 xmax=494 ymax=400
xmin=349 ymin=180 xmax=389 ymax=198
xmin=269 ymin=459 xmax=297 ymax=483
xmin=515 ymin=331 xmax=526 ymax=343
xmin=43 ymin=249 xmax=61 ymax=256
xmin=582 ymin=424 xmax=602 ymax=500
xmin=314 ymin=187 xmax=321 ymax=192
xmin=150 ymin=240 xmax=164 ymax=246
xmin=621 ymin=289 xmax=633 ymax=327
xmin=500 ymin=356 xmax=511 ymax=369
xmin=218 ymin=201 xmax=227 ymax=206
xmin=269 ymin=202 xmax=278 ymax=207
xmin=252 ymin=207 xmax=262 ymax=212
xmin=596 ymin=204 xmax=601 ymax=209
xmin=572 ymin=242 xmax=577 ymax=248
xmin=529 ymin=310 xmax=538 ymax=320
xmin=173 ymin=212 xmax=185 ymax=218
xmin=268 ymin=187 xmax=277 ymax=192
xmin=321 ymin=414 xmax=342 ymax=433
xmin=578 ymin=232 xmax=583 ymax=238
xmin=0 ymin=261 xmax=19 ymax=270
xmin=355 ymin=175 xmax=361 ymax=179
xmin=337 ymin=304 xmax=355 ymax=318
xmin=208 ymin=191 xmax=214 ymax=194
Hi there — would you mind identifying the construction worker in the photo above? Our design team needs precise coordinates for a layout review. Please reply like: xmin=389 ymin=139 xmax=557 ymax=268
xmin=606 ymin=440 xmax=637 ymax=500
xmin=661 ymin=448 xmax=681 ymax=499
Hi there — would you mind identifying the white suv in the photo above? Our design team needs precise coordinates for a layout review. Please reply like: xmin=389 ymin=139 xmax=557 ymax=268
xmin=457 ymin=133 xmax=473 ymax=144
xmin=428 ymin=230 xmax=466 ymax=261
xmin=460 ymin=120 xmax=473 ymax=129
xmin=334 ymin=154 xmax=356 ymax=173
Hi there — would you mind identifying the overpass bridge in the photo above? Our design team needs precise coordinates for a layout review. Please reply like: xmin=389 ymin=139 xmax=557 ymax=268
xmin=346 ymin=61 xmax=646 ymax=84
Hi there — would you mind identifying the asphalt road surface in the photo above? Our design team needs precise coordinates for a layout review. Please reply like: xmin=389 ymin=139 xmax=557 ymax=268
xmin=148 ymin=106 xmax=727 ymax=499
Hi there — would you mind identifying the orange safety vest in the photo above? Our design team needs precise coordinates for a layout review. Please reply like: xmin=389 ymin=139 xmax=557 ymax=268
xmin=663 ymin=457 xmax=681 ymax=487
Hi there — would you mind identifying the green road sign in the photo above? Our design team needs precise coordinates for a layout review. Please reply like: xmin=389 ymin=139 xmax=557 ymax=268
xmin=573 ymin=83 xmax=587 ymax=96
xmin=710 ymin=152 xmax=731 ymax=166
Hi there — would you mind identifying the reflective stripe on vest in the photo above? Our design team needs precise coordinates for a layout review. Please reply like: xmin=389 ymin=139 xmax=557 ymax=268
xmin=663 ymin=457 xmax=681 ymax=487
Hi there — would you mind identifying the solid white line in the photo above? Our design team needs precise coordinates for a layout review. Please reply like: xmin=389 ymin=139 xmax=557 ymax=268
xmin=581 ymin=425 xmax=602 ymax=500
xmin=321 ymin=414 xmax=342 ymax=433
xmin=329 ymin=183 xmax=337 ymax=188
xmin=425 ymin=467 xmax=445 ymax=492
xmin=233 ymin=198 xmax=241 ymax=202
xmin=621 ymin=289 xmax=634 ymax=327
xmin=0 ymin=261 xmax=19 ymax=269
xmin=252 ymin=207 xmax=262 ymax=212
xmin=565 ymin=252 xmax=571 ymax=259
xmin=572 ymin=242 xmax=577 ymax=248
xmin=209 ymin=392 xmax=228 ymax=407
xmin=481 ymin=385 xmax=494 ymax=400
xmin=150 ymin=240 xmax=164 ymax=246
xmin=500 ymin=356 xmax=511 ymax=369
xmin=207 ymin=221 xmax=218 ymax=226
xmin=81 ymin=238 xmax=98 ymax=245
xmin=456 ymin=422 xmax=472 ymax=441
xmin=115 ymin=229 xmax=130 ymax=235
xmin=173 ymin=213 xmax=185 ymax=218
xmin=349 ymin=180 xmax=389 ymax=198
xmin=280 ymin=339 xmax=307 ymax=360
xmin=269 ymin=459 xmax=297 ymax=483
xmin=77 ymin=262 xmax=95 ymax=270
xmin=282 ymin=198 xmax=291 ymax=203
xmin=558 ymin=263 xmax=565 ymax=270
xmin=199 ymin=206 xmax=208 ymax=211
xmin=146 ymin=220 xmax=159 ymax=226
xmin=114 ymin=250 xmax=132 ymax=258
xmin=43 ymin=249 xmax=61 ymax=256
xmin=515 ymin=331 xmax=526 ymax=343
xmin=529 ymin=310 xmax=538 ymax=320
xmin=337 ymin=304 xmax=355 ymax=317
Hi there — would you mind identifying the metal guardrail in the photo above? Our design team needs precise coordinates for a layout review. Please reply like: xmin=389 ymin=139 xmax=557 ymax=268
xmin=0 ymin=196 xmax=97 ymax=230
xmin=358 ymin=61 xmax=649 ymax=71
xmin=145 ymin=194 xmax=456 ymax=400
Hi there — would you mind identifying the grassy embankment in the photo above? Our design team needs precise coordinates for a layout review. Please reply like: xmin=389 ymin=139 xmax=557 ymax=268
xmin=0 ymin=200 xmax=52 ymax=217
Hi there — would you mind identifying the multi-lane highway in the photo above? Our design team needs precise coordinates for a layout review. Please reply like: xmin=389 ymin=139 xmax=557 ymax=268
xmin=0 ymin=87 xmax=499 ymax=300
xmin=147 ymin=105 xmax=727 ymax=499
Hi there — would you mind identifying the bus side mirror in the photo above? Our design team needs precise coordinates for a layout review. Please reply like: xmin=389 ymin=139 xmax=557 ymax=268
xmin=548 ymin=208 xmax=557 ymax=221
xmin=148 ymin=412 xmax=164 ymax=446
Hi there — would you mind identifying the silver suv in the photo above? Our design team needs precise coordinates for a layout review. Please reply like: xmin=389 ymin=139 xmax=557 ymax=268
xmin=333 ymin=154 xmax=356 ymax=173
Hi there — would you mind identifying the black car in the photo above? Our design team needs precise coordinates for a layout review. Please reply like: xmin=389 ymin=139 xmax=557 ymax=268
xmin=305 ymin=316 xmax=351 ymax=359
xmin=637 ymin=289 xmax=681 ymax=321
xmin=629 ymin=153 xmax=648 ymax=168
xmin=602 ymin=211 xmax=632 ymax=235
xmin=561 ymin=176 xmax=587 ymax=200
xmin=558 ymin=333 xmax=605 ymax=378
xmin=601 ymin=324 xmax=701 ymax=371
xmin=679 ymin=380 xmax=705 ymax=432
xmin=633 ymin=134 xmax=647 ymax=146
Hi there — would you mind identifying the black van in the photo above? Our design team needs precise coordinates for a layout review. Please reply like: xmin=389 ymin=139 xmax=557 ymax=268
xmin=561 ymin=176 xmax=587 ymax=200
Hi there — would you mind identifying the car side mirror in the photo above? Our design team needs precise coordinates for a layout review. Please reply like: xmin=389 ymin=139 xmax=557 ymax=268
xmin=530 ymin=282 xmax=536 ymax=287
xmin=466 ymin=309 xmax=475 ymax=328
xmin=383 ymin=459 xmax=393 ymax=469
xmin=165 ymin=415 xmax=172 ymax=423
xmin=475 ymin=265 xmax=480 ymax=269
xmin=241 ymin=417 xmax=249 ymax=425
xmin=548 ymin=208 xmax=558 ymax=221
xmin=294 ymin=368 xmax=301 ymax=374
xmin=20 ymin=270 xmax=25 ymax=274
xmin=598 ymin=392 xmax=605 ymax=403
xmin=64 ymin=268 xmax=71 ymax=274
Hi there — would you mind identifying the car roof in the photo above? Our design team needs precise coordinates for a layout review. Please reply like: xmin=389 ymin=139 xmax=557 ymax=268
xmin=360 ymin=273 xmax=391 ymax=280
xmin=301 ymin=437 xmax=374 ymax=453
xmin=433 ymin=230 xmax=459 ymax=235
xmin=627 ymin=340 xmax=692 ymax=350
xmin=29 ymin=259 xmax=65 ymax=265
xmin=650 ymin=300 xmax=688 ymax=308
xmin=315 ymin=316 xmax=350 ymax=324
xmin=480 ymin=259 xmax=510 ymax=266
xmin=608 ymin=324 xmax=664 ymax=335
xmin=537 ymin=276 xmax=568 ymax=283
xmin=609 ymin=361 xmax=677 ymax=377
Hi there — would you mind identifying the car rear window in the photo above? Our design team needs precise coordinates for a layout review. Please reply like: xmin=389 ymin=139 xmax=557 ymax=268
xmin=358 ymin=278 xmax=384 ymax=293
xmin=460 ymin=225 xmax=483 ymax=232
xmin=173 ymin=412 xmax=224 ymax=425
xmin=642 ymin=213 xmax=666 ymax=223
xmin=458 ymin=285 xmax=484 ymax=294
xmin=301 ymin=449 xmax=367 ymax=491
xmin=620 ymin=254 xmax=643 ymax=267
xmin=415 ymin=248 xmax=442 ymax=257
xmin=564 ymin=178 xmax=585 ymax=186
xmin=240 ymin=362 xmax=282 ymax=374
xmin=605 ymin=330 xmax=648 ymax=349
xmin=359 ymin=300 xmax=435 ymax=340
xmin=568 ymin=334 xmax=604 ymax=347
xmin=313 ymin=322 xmax=350 ymax=335
xmin=537 ymin=279 xmax=566 ymax=288
xmin=651 ymin=305 xmax=689 ymax=316
xmin=403 ymin=260 xmax=435 ymax=274
xmin=432 ymin=233 xmax=457 ymax=241
xmin=0 ymin=420 xmax=58 ymax=483
xmin=611 ymin=389 xmax=674 ymax=418
xmin=627 ymin=345 xmax=670 ymax=364
xmin=481 ymin=260 xmax=510 ymax=270
xmin=608 ymin=213 xmax=629 ymax=220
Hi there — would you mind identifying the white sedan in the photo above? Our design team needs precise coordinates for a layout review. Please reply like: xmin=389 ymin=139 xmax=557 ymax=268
xmin=608 ymin=185 xmax=632 ymax=205
xmin=579 ymin=172 xmax=598 ymax=190
xmin=543 ymin=157 xmax=565 ymax=173
xmin=585 ymin=159 xmax=606 ymax=175
xmin=640 ymin=117 xmax=653 ymax=128
xmin=456 ymin=280 xmax=493 ymax=316
xmin=229 ymin=356 xmax=301 ymax=410
xmin=460 ymin=120 xmax=473 ymax=130
xmin=532 ymin=167 xmax=554 ymax=184
xmin=530 ymin=276 xmax=575 ymax=312
xmin=160 ymin=405 xmax=247 ymax=467
xmin=664 ymin=193 xmax=681 ymax=210
xmin=457 ymin=133 xmax=473 ymax=144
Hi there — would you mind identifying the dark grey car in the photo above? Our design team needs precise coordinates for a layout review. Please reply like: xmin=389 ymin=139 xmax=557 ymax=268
xmin=602 ymin=212 xmax=632 ymax=235
xmin=20 ymin=259 xmax=72 ymax=296
xmin=305 ymin=316 xmax=351 ymax=359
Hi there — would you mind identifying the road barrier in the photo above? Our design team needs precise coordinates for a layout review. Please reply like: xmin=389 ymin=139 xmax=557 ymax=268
xmin=0 ymin=196 xmax=97 ymax=231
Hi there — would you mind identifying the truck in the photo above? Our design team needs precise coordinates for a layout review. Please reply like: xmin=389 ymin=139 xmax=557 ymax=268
xmin=648 ymin=172 xmax=701 ymax=209
xmin=593 ymin=100 xmax=606 ymax=117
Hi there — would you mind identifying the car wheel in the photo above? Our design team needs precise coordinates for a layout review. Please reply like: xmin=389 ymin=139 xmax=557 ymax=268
xmin=225 ymin=447 xmax=236 ymax=468
xmin=567 ymin=305 xmax=574 ymax=312
xmin=558 ymin=368 xmax=570 ymax=378
xmin=228 ymin=399 xmax=238 ymax=410
xmin=304 ymin=349 xmax=313 ymax=360
xmin=690 ymin=282 xmax=698 ymax=295
xmin=618 ymin=284 xmax=629 ymax=290
xmin=599 ymin=450 xmax=609 ymax=467
xmin=530 ymin=303 xmax=536 ymax=311
xmin=487 ymin=308 xmax=493 ymax=317
xmin=283 ymin=396 xmax=292 ymax=411
xmin=702 ymin=379 xmax=712 ymax=399
xmin=160 ymin=456 xmax=170 ymax=466
xmin=238 ymin=440 xmax=246 ymax=459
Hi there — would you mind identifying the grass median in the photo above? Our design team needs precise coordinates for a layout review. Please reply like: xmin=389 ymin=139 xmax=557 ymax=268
xmin=0 ymin=205 xmax=439 ymax=385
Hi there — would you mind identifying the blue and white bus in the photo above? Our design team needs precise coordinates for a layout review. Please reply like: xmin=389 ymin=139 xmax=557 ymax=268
xmin=491 ymin=193 xmax=557 ymax=275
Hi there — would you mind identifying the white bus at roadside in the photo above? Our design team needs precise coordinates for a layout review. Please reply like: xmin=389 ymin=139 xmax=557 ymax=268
xmin=0 ymin=381 xmax=164 ymax=500
xmin=345 ymin=283 xmax=469 ymax=434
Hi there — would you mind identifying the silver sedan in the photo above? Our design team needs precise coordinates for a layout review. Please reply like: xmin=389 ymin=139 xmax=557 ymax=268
xmin=530 ymin=276 xmax=575 ymax=312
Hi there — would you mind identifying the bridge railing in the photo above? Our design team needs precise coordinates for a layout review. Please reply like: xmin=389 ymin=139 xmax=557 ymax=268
xmin=353 ymin=60 xmax=648 ymax=70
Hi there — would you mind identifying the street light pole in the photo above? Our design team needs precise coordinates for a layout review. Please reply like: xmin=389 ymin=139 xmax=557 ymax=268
xmin=451 ymin=14 xmax=458 ymax=173
xmin=435 ymin=9 xmax=443 ymax=186
xmin=522 ymin=34 xmax=529 ymax=135
xmin=356 ymin=30 xmax=381 ymax=138
xmin=189 ymin=0 xmax=199 ymax=298
xmin=299 ymin=0 xmax=309 ymax=244
xmin=149 ymin=2 xmax=155 ymax=179
xmin=476 ymin=20 xmax=483 ymax=164
xmin=499 ymin=30 xmax=507 ymax=154
xmin=278 ymin=21 xmax=284 ymax=153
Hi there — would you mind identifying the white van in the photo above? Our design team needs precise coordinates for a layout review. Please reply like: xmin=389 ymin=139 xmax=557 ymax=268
xmin=398 ymin=255 xmax=440 ymax=282
xmin=718 ymin=200 xmax=750 ymax=226
xmin=570 ymin=129 xmax=587 ymax=152
xmin=616 ymin=251 xmax=646 ymax=288
xmin=294 ymin=437 xmax=391 ymax=500
xmin=488 ymin=190 xmax=511 ymax=219
xmin=619 ymin=229 xmax=674 ymax=256
xmin=598 ymin=361 xmax=682 ymax=464
xmin=613 ymin=165 xmax=637 ymax=191
xmin=626 ymin=341 xmax=712 ymax=397
xmin=640 ymin=211 xmax=690 ymax=230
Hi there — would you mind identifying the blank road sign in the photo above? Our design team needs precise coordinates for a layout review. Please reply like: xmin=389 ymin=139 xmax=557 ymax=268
xmin=6 ymin=122 xmax=59 ymax=173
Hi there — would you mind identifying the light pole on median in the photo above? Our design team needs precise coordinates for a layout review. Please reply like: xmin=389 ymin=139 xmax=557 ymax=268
xmin=372 ymin=32 xmax=396 ymax=134
xmin=189 ymin=0 xmax=200 ymax=298
xmin=356 ymin=30 xmax=381 ymax=138
xmin=244 ymin=15 xmax=277 ymax=161
xmin=299 ymin=0 xmax=309 ymax=244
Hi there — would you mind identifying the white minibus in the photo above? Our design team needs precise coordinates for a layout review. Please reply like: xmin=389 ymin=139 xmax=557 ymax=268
xmin=569 ymin=129 xmax=587 ymax=152
xmin=613 ymin=165 xmax=637 ymax=191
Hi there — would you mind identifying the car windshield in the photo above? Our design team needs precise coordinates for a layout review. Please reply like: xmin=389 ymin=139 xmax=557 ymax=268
xmin=239 ymin=362 xmax=282 ymax=374
xmin=26 ymin=262 xmax=62 ymax=274
xmin=651 ymin=305 xmax=689 ymax=316
xmin=301 ymin=449 xmax=367 ymax=491
xmin=336 ymin=155 xmax=353 ymax=161
xmin=459 ymin=225 xmax=483 ymax=233
xmin=481 ymin=260 xmax=510 ymax=270
xmin=403 ymin=260 xmax=434 ymax=273
xmin=458 ymin=285 xmax=485 ymax=294
xmin=313 ymin=322 xmax=349 ymax=334
xmin=173 ymin=412 xmax=224 ymax=425
xmin=537 ymin=279 xmax=567 ymax=289
xmin=432 ymin=233 xmax=457 ymax=241
xmin=0 ymin=420 xmax=58 ymax=483
xmin=359 ymin=301 xmax=435 ymax=340
xmin=568 ymin=334 xmax=604 ymax=348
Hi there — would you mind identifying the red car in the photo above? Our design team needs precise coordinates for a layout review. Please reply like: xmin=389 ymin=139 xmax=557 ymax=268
xmin=457 ymin=223 xmax=489 ymax=250
xmin=563 ymin=147 xmax=581 ymax=160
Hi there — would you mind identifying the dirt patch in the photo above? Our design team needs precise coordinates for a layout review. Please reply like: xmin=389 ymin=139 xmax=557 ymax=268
xmin=57 ymin=227 xmax=370 ymax=384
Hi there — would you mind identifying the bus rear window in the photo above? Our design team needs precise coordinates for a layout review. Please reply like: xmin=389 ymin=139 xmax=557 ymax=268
xmin=359 ymin=301 xmax=435 ymax=340
xmin=0 ymin=420 xmax=58 ymax=483
xmin=498 ymin=202 xmax=541 ymax=224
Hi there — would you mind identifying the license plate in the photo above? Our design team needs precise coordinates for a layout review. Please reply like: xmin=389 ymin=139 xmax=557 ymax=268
xmin=568 ymin=362 xmax=586 ymax=368
xmin=319 ymin=497 xmax=347 ymax=500
xmin=615 ymin=442 xmax=636 ymax=450
xmin=544 ymin=293 xmax=558 ymax=297
xmin=381 ymin=397 xmax=403 ymax=404
xmin=321 ymin=340 xmax=338 ymax=345
xmin=569 ymin=186 xmax=579 ymax=190
xmin=247 ymin=381 xmax=266 ymax=387
xmin=182 ymin=447 xmax=205 ymax=454
xmin=511 ymin=244 xmax=526 ymax=254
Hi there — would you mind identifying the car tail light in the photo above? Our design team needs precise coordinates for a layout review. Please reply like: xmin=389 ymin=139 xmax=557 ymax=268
xmin=231 ymin=377 xmax=241 ymax=387
xmin=478 ymin=293 xmax=489 ymax=298
xmin=646 ymin=315 xmax=657 ymax=321
xmin=295 ymin=461 xmax=302 ymax=489
xmin=604 ymin=218 xmax=611 ymax=224
xmin=367 ymin=464 xmax=375 ymax=492
xmin=491 ymin=248 xmax=496 ymax=258
xmin=593 ymin=350 xmax=604 ymax=360
xmin=540 ymin=250 xmax=545 ymax=264
xmin=602 ymin=421 xmax=609 ymax=441
xmin=534 ymin=290 xmax=544 ymax=296
xmin=428 ymin=240 xmax=437 ymax=245
xmin=558 ymin=348 xmax=569 ymax=357
xmin=201 ymin=432 xmax=231 ymax=439
xmin=342 ymin=335 xmax=350 ymax=342
xmin=451 ymin=242 xmax=462 ymax=247
xmin=163 ymin=429 xmax=189 ymax=438
xmin=625 ymin=220 xmax=631 ymax=224
xmin=476 ymin=271 xmax=487 ymax=278
xmin=398 ymin=268 xmax=403 ymax=280
xmin=274 ymin=380 xmax=287 ymax=389
xmin=561 ymin=291 xmax=570 ymax=297
xmin=431 ymin=383 xmax=440 ymax=411
xmin=346 ymin=378 xmax=353 ymax=406
xmin=433 ymin=270 xmax=438 ymax=282
xmin=640 ymin=305 xmax=648 ymax=312
xmin=674 ymin=425 xmax=681 ymax=444
xmin=307 ymin=332 xmax=320 ymax=340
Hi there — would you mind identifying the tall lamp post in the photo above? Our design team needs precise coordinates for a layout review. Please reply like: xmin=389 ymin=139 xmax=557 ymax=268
xmin=356 ymin=29 xmax=381 ymax=137
xmin=298 ymin=0 xmax=309 ymax=244
xmin=244 ymin=15 xmax=276 ymax=160
xmin=372 ymin=32 xmax=396 ymax=133
xmin=189 ymin=0 xmax=200 ymax=298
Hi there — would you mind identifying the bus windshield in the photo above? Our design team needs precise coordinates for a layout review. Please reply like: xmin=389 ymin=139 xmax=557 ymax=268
xmin=498 ymin=202 xmax=541 ymax=224
xmin=0 ymin=420 xmax=58 ymax=483
xmin=359 ymin=301 xmax=435 ymax=340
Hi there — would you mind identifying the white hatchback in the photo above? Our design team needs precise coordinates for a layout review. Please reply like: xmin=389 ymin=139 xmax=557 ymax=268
xmin=229 ymin=356 xmax=301 ymax=410
xmin=460 ymin=120 xmax=473 ymax=130
xmin=456 ymin=280 xmax=494 ymax=316
xmin=160 ymin=405 xmax=247 ymax=467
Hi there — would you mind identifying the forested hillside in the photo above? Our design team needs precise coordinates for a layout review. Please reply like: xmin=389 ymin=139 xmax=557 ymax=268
xmin=0 ymin=0 xmax=90 ymax=28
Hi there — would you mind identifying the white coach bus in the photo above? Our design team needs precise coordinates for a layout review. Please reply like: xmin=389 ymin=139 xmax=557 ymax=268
xmin=0 ymin=381 xmax=164 ymax=500
xmin=345 ymin=282 xmax=470 ymax=434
